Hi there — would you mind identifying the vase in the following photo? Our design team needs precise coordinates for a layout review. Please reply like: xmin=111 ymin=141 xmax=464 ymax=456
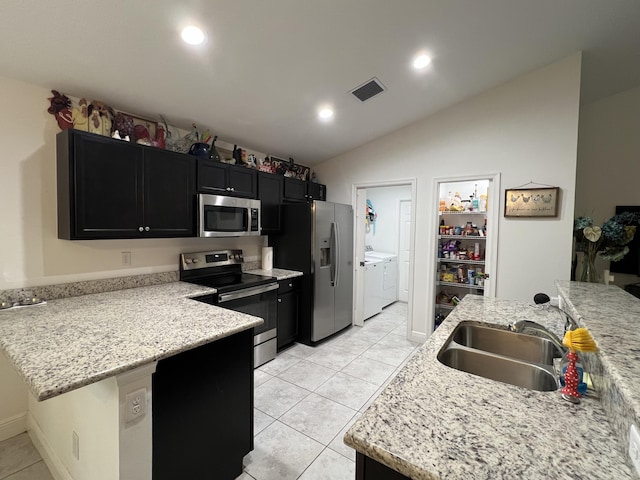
xmin=580 ymin=250 xmax=600 ymax=283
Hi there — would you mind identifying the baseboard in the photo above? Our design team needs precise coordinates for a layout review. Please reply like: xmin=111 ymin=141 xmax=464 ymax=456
xmin=0 ymin=412 xmax=27 ymax=442
xmin=27 ymin=413 xmax=73 ymax=480
xmin=410 ymin=331 xmax=427 ymax=343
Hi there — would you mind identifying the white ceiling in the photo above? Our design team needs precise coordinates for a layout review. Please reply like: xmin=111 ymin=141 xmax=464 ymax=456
xmin=1 ymin=0 xmax=639 ymax=165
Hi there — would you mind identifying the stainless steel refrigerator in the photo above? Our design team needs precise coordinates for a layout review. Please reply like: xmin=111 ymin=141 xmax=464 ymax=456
xmin=271 ymin=201 xmax=353 ymax=344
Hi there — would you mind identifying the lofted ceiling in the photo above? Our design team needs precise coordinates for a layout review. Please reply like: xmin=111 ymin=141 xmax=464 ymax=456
xmin=1 ymin=0 xmax=639 ymax=165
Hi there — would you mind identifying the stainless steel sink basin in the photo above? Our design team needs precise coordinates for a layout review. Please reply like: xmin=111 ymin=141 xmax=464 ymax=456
xmin=437 ymin=322 xmax=561 ymax=391
xmin=438 ymin=345 xmax=559 ymax=391
xmin=452 ymin=323 xmax=561 ymax=365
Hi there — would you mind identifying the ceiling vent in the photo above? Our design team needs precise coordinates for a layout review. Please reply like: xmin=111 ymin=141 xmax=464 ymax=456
xmin=350 ymin=77 xmax=386 ymax=102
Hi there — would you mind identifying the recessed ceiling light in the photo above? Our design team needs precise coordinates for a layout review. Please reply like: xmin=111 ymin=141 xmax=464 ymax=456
xmin=318 ymin=108 xmax=334 ymax=121
xmin=413 ymin=54 xmax=432 ymax=69
xmin=181 ymin=26 xmax=206 ymax=45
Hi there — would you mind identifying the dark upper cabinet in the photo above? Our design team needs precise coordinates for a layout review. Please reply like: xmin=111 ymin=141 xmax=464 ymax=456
xmin=143 ymin=148 xmax=197 ymax=237
xmin=307 ymin=182 xmax=326 ymax=201
xmin=283 ymin=177 xmax=307 ymax=202
xmin=57 ymin=129 xmax=196 ymax=240
xmin=258 ymin=172 xmax=283 ymax=233
xmin=283 ymin=177 xmax=326 ymax=203
xmin=197 ymin=159 xmax=257 ymax=198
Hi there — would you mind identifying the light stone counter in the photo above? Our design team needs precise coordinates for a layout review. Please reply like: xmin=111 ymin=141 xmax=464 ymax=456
xmin=245 ymin=268 xmax=303 ymax=281
xmin=345 ymin=287 xmax=637 ymax=479
xmin=0 ymin=281 xmax=263 ymax=401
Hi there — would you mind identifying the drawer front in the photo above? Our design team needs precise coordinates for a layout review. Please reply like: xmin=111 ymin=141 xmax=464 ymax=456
xmin=278 ymin=277 xmax=300 ymax=294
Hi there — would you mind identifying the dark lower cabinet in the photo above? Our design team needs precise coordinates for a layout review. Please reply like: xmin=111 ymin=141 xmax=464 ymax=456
xmin=57 ymin=129 xmax=196 ymax=239
xmin=277 ymin=278 xmax=300 ymax=350
xmin=152 ymin=329 xmax=253 ymax=480
xmin=356 ymin=452 xmax=411 ymax=480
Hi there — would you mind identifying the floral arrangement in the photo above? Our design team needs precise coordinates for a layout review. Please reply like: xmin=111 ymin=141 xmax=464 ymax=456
xmin=574 ymin=212 xmax=640 ymax=282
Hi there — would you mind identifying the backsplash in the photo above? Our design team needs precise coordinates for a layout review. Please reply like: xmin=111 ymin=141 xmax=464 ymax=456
xmin=0 ymin=261 xmax=264 ymax=304
xmin=0 ymin=272 xmax=178 ymax=303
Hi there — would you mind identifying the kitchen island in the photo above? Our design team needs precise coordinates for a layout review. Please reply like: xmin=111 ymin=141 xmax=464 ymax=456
xmin=0 ymin=281 xmax=263 ymax=480
xmin=345 ymin=281 xmax=639 ymax=479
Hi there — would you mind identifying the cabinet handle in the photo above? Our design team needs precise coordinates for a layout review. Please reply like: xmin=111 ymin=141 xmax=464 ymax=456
xmin=288 ymin=283 xmax=293 ymax=287
xmin=138 ymin=227 xmax=144 ymax=232
xmin=230 ymin=187 xmax=235 ymax=191
xmin=226 ymin=187 xmax=231 ymax=191
xmin=277 ymin=298 xmax=282 ymax=303
xmin=145 ymin=226 xmax=150 ymax=232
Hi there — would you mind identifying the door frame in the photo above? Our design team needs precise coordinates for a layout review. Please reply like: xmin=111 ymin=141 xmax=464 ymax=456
xmin=431 ymin=173 xmax=501 ymax=328
xmin=351 ymin=179 xmax=417 ymax=339
xmin=398 ymin=199 xmax=412 ymax=302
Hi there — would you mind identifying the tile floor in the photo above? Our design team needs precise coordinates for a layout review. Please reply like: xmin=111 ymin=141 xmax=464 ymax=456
xmin=0 ymin=302 xmax=420 ymax=480
xmin=0 ymin=433 xmax=52 ymax=480
xmin=241 ymin=301 xmax=421 ymax=480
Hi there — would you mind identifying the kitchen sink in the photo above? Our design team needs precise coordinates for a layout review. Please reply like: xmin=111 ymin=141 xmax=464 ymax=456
xmin=437 ymin=322 xmax=562 ymax=392
xmin=452 ymin=323 xmax=561 ymax=365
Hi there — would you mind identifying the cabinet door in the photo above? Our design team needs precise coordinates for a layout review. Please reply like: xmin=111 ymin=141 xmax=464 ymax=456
xmin=143 ymin=148 xmax=196 ymax=237
xmin=277 ymin=280 xmax=299 ymax=349
xmin=68 ymin=130 xmax=143 ymax=239
xmin=227 ymin=165 xmax=257 ymax=198
xmin=153 ymin=329 xmax=253 ymax=480
xmin=283 ymin=177 xmax=307 ymax=202
xmin=258 ymin=172 xmax=283 ymax=233
xmin=197 ymin=159 xmax=228 ymax=194
xmin=307 ymin=182 xmax=326 ymax=201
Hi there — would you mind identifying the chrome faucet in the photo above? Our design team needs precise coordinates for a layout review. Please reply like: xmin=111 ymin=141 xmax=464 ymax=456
xmin=532 ymin=293 xmax=580 ymax=332
xmin=508 ymin=320 xmax=567 ymax=354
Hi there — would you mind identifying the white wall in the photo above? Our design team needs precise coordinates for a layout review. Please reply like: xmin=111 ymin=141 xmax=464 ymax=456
xmin=0 ymin=351 xmax=27 ymax=441
xmin=0 ymin=75 xmax=265 ymax=291
xmin=317 ymin=54 xmax=582 ymax=337
xmin=364 ymin=185 xmax=411 ymax=253
xmin=28 ymin=378 xmax=120 ymax=480
xmin=576 ymin=84 xmax=640 ymax=287
xmin=0 ymin=74 xmax=263 ymax=436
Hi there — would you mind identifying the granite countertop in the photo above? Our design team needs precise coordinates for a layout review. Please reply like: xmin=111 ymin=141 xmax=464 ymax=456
xmin=345 ymin=287 xmax=637 ymax=479
xmin=0 ymin=281 xmax=263 ymax=401
xmin=245 ymin=268 xmax=303 ymax=281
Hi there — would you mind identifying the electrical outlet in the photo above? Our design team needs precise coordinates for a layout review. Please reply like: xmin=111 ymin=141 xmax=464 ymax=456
xmin=629 ymin=424 xmax=640 ymax=475
xmin=125 ymin=388 xmax=146 ymax=423
xmin=72 ymin=431 xmax=79 ymax=460
xmin=121 ymin=252 xmax=131 ymax=266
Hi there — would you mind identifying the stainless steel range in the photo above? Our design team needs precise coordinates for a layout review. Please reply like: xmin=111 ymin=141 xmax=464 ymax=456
xmin=180 ymin=249 xmax=278 ymax=367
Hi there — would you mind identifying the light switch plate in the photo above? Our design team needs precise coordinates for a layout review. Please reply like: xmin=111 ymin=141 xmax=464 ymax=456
xmin=629 ymin=424 xmax=640 ymax=475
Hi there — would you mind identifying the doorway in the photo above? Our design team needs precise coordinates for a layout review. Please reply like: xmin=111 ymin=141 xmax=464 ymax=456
xmin=352 ymin=180 xmax=416 ymax=339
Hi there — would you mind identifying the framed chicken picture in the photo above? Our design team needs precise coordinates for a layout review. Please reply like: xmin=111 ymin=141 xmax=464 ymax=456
xmin=504 ymin=187 xmax=559 ymax=217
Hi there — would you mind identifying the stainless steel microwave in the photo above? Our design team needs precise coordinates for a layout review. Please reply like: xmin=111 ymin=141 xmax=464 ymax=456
xmin=198 ymin=194 xmax=261 ymax=237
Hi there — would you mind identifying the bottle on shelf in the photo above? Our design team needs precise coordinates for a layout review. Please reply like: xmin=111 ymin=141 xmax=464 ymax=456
xmin=472 ymin=184 xmax=479 ymax=211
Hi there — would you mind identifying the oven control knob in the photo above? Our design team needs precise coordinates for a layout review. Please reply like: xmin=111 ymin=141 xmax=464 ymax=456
xmin=192 ymin=258 xmax=199 ymax=263
xmin=184 ymin=258 xmax=192 ymax=264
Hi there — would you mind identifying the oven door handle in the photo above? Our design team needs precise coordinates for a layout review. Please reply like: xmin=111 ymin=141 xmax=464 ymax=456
xmin=217 ymin=282 xmax=279 ymax=303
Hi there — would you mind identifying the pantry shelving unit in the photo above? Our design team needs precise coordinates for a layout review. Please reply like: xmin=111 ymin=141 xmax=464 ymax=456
xmin=432 ymin=175 xmax=500 ymax=331
xmin=435 ymin=210 xmax=488 ymax=325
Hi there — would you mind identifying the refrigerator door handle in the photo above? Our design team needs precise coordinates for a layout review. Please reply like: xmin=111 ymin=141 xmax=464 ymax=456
xmin=333 ymin=221 xmax=340 ymax=288
xmin=330 ymin=222 xmax=337 ymax=286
